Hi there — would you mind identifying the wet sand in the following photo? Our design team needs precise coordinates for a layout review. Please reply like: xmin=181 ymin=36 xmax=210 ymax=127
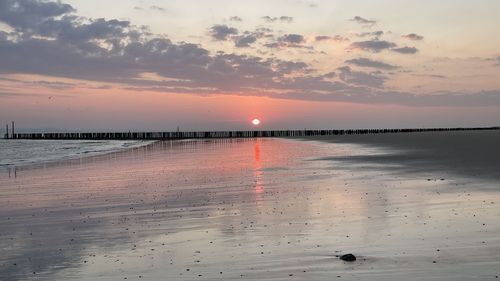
xmin=1 ymin=134 xmax=499 ymax=280
xmin=309 ymin=130 xmax=500 ymax=181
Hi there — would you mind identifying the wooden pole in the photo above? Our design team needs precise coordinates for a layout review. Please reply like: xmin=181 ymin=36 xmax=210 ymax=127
xmin=5 ymin=124 xmax=8 ymax=139
xmin=11 ymin=121 xmax=14 ymax=139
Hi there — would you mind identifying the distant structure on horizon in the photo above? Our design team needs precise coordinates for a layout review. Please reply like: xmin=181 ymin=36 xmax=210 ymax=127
xmin=7 ymin=126 xmax=500 ymax=140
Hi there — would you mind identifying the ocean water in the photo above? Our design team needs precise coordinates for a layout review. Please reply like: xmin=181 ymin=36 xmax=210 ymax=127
xmin=0 ymin=139 xmax=152 ymax=167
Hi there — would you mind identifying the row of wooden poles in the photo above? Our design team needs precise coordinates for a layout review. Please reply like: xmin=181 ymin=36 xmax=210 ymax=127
xmin=4 ymin=121 xmax=14 ymax=139
xmin=6 ymin=126 xmax=500 ymax=140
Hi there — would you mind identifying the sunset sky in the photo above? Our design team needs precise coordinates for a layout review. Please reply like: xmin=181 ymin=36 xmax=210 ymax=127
xmin=1 ymin=0 xmax=499 ymax=131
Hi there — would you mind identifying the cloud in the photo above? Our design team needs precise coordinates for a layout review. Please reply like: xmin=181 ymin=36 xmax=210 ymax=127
xmin=234 ymin=35 xmax=257 ymax=47
xmin=350 ymin=40 xmax=418 ymax=55
xmin=264 ymin=33 xmax=312 ymax=49
xmin=1 ymin=0 xmax=499 ymax=108
xmin=279 ymin=16 xmax=294 ymax=23
xmin=0 ymin=2 xmax=223 ymax=83
xmin=338 ymin=66 xmax=387 ymax=88
xmin=270 ymin=89 xmax=500 ymax=107
xmin=231 ymin=28 xmax=273 ymax=47
xmin=0 ymin=91 xmax=41 ymax=98
xmin=350 ymin=40 xmax=397 ymax=52
xmin=275 ymin=61 xmax=310 ymax=74
xmin=262 ymin=16 xmax=294 ymax=23
xmin=229 ymin=16 xmax=242 ymax=22
xmin=149 ymin=5 xmax=165 ymax=12
xmin=280 ymin=34 xmax=304 ymax=44
xmin=355 ymin=31 xmax=384 ymax=38
xmin=251 ymin=27 xmax=274 ymax=38
xmin=0 ymin=31 xmax=8 ymax=40
xmin=392 ymin=46 xmax=418 ymax=54
xmin=350 ymin=16 xmax=376 ymax=26
xmin=0 ymin=0 xmax=75 ymax=31
xmin=40 ymin=17 xmax=132 ymax=42
xmin=263 ymin=42 xmax=280 ymax=48
xmin=314 ymin=35 xmax=348 ymax=42
xmin=32 ymin=80 xmax=78 ymax=89
xmin=135 ymin=5 xmax=167 ymax=12
xmin=261 ymin=16 xmax=275 ymax=22
xmin=345 ymin=58 xmax=398 ymax=70
xmin=411 ymin=74 xmax=446 ymax=79
xmin=209 ymin=24 xmax=238 ymax=40
xmin=402 ymin=33 xmax=424 ymax=40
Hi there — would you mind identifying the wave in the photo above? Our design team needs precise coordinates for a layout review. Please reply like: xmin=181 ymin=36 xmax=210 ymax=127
xmin=0 ymin=139 xmax=154 ymax=168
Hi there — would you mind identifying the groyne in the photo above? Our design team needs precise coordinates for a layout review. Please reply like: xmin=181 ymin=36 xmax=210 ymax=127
xmin=6 ymin=126 xmax=500 ymax=140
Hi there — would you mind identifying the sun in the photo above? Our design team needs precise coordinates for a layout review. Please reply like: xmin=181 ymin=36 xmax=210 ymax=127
xmin=251 ymin=118 xmax=261 ymax=126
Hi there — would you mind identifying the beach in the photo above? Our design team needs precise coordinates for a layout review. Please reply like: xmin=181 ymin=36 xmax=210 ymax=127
xmin=1 ymin=132 xmax=499 ymax=280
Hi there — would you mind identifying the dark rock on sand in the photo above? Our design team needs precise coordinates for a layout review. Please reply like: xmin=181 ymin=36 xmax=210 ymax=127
xmin=339 ymin=253 xmax=356 ymax=261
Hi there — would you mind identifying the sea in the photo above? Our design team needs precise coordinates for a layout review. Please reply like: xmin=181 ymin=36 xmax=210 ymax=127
xmin=0 ymin=139 xmax=152 ymax=168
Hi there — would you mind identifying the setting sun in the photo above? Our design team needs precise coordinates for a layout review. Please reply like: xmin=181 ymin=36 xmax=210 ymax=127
xmin=252 ymin=118 xmax=261 ymax=126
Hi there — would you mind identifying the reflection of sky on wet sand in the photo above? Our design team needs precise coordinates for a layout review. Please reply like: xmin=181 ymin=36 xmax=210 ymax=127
xmin=0 ymin=138 xmax=499 ymax=280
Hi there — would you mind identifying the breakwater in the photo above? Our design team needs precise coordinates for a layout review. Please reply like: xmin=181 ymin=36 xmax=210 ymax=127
xmin=6 ymin=126 xmax=500 ymax=140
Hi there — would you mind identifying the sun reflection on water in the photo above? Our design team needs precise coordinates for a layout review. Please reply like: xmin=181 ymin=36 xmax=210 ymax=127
xmin=253 ymin=140 xmax=264 ymax=195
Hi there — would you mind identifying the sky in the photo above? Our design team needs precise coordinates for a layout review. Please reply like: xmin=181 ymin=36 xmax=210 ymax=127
xmin=0 ymin=0 xmax=499 ymax=131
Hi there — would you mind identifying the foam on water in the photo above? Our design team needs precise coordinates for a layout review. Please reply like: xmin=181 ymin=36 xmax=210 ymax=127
xmin=0 ymin=139 xmax=152 ymax=167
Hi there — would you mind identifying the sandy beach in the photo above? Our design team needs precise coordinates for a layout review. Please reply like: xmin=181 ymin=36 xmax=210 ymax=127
xmin=1 ymin=132 xmax=499 ymax=280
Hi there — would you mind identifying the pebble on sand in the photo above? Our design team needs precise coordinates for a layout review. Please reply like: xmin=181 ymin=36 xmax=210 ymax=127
xmin=339 ymin=253 xmax=356 ymax=262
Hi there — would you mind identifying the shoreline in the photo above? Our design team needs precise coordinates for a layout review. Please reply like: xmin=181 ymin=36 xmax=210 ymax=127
xmin=5 ymin=128 xmax=500 ymax=173
xmin=0 ymin=139 xmax=156 ymax=170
